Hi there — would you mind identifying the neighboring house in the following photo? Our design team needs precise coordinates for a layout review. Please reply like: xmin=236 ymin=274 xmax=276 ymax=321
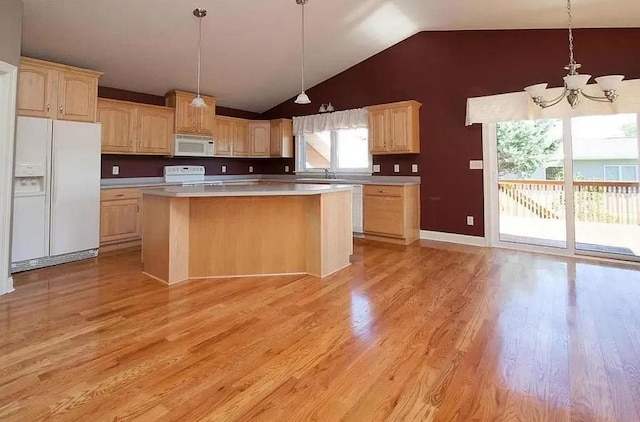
xmin=531 ymin=137 xmax=639 ymax=181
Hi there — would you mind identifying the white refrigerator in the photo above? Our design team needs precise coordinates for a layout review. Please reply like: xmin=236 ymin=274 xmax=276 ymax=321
xmin=11 ymin=117 xmax=101 ymax=272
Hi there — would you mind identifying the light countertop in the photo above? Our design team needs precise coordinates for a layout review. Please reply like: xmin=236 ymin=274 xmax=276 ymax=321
xmin=140 ymin=183 xmax=354 ymax=198
xmin=102 ymin=176 xmax=419 ymax=189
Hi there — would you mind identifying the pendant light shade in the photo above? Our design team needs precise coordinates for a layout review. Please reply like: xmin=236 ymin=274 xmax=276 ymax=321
xmin=191 ymin=8 xmax=208 ymax=108
xmin=295 ymin=0 xmax=310 ymax=105
xmin=295 ymin=91 xmax=311 ymax=105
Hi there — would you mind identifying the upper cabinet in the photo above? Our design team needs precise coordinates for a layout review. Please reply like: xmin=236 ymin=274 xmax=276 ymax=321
xmin=270 ymin=119 xmax=293 ymax=158
xmin=165 ymin=90 xmax=216 ymax=136
xmin=18 ymin=57 xmax=102 ymax=122
xmin=214 ymin=116 xmax=250 ymax=157
xmin=249 ymin=121 xmax=271 ymax=157
xmin=97 ymin=98 xmax=174 ymax=155
xmin=366 ymin=100 xmax=421 ymax=155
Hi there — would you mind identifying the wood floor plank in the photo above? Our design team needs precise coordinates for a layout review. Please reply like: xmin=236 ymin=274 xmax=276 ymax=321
xmin=1 ymin=240 xmax=640 ymax=421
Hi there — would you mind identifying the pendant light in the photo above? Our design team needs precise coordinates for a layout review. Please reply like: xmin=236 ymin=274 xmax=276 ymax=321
xmin=190 ymin=8 xmax=207 ymax=108
xmin=524 ymin=0 xmax=624 ymax=109
xmin=294 ymin=0 xmax=311 ymax=104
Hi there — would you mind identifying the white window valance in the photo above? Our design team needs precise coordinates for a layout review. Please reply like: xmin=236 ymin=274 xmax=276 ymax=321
xmin=466 ymin=79 xmax=640 ymax=126
xmin=293 ymin=108 xmax=368 ymax=135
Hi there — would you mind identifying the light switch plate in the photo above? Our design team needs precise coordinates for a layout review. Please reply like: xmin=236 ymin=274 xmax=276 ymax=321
xmin=393 ymin=164 xmax=400 ymax=173
xmin=469 ymin=160 xmax=483 ymax=170
xmin=112 ymin=166 xmax=119 ymax=176
xmin=467 ymin=216 xmax=474 ymax=226
xmin=411 ymin=164 xmax=419 ymax=173
xmin=372 ymin=164 xmax=381 ymax=173
xmin=221 ymin=165 xmax=227 ymax=173
xmin=248 ymin=166 xmax=254 ymax=173
xmin=285 ymin=165 xmax=290 ymax=173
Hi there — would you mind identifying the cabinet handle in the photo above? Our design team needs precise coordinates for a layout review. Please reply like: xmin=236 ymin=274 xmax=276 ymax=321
xmin=138 ymin=141 xmax=142 ymax=149
xmin=59 ymin=105 xmax=63 ymax=114
xmin=115 ymin=194 xmax=125 ymax=197
xmin=378 ymin=190 xmax=385 ymax=193
xmin=136 ymin=205 xmax=140 ymax=213
xmin=46 ymin=103 xmax=50 ymax=112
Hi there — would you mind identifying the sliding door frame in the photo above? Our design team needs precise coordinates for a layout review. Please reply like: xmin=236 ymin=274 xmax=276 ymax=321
xmin=483 ymin=115 xmax=640 ymax=263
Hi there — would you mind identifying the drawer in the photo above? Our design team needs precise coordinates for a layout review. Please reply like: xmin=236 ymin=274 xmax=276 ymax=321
xmin=363 ymin=195 xmax=404 ymax=237
xmin=363 ymin=185 xmax=405 ymax=197
xmin=101 ymin=188 xmax=141 ymax=201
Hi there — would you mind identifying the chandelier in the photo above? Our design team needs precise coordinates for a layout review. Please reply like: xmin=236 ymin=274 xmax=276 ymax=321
xmin=190 ymin=8 xmax=208 ymax=108
xmin=524 ymin=0 xmax=624 ymax=109
xmin=294 ymin=0 xmax=311 ymax=104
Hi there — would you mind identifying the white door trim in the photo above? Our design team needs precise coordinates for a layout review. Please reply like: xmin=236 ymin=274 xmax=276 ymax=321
xmin=0 ymin=60 xmax=18 ymax=295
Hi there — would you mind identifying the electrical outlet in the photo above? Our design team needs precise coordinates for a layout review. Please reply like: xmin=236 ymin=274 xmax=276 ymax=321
xmin=469 ymin=160 xmax=483 ymax=170
xmin=221 ymin=165 xmax=227 ymax=174
xmin=467 ymin=216 xmax=474 ymax=226
xmin=112 ymin=166 xmax=119 ymax=176
xmin=393 ymin=164 xmax=400 ymax=173
xmin=411 ymin=164 xmax=419 ymax=173
xmin=372 ymin=164 xmax=381 ymax=173
xmin=285 ymin=165 xmax=290 ymax=173
xmin=249 ymin=166 xmax=254 ymax=173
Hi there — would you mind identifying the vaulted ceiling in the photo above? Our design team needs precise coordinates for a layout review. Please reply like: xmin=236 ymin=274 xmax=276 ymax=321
xmin=21 ymin=0 xmax=640 ymax=112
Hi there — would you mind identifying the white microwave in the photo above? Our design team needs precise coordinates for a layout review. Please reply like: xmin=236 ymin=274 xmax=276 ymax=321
xmin=174 ymin=134 xmax=215 ymax=157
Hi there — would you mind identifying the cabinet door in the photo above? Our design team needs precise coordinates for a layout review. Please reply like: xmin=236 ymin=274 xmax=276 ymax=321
xmin=136 ymin=107 xmax=174 ymax=155
xmin=198 ymin=97 xmax=216 ymax=135
xmin=389 ymin=106 xmax=410 ymax=152
xmin=249 ymin=122 xmax=270 ymax=156
xmin=174 ymin=94 xmax=198 ymax=134
xmin=368 ymin=109 xmax=387 ymax=153
xmin=57 ymin=70 xmax=98 ymax=122
xmin=270 ymin=123 xmax=282 ymax=156
xmin=97 ymin=100 xmax=137 ymax=153
xmin=215 ymin=118 xmax=233 ymax=156
xmin=17 ymin=61 xmax=57 ymax=119
xmin=233 ymin=120 xmax=250 ymax=156
xmin=363 ymin=195 xmax=404 ymax=237
xmin=100 ymin=198 xmax=141 ymax=244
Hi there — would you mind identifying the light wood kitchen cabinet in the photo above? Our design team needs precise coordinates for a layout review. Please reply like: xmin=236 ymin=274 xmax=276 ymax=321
xmin=215 ymin=116 xmax=250 ymax=157
xmin=233 ymin=120 xmax=250 ymax=156
xmin=249 ymin=121 xmax=271 ymax=157
xmin=100 ymin=188 xmax=142 ymax=251
xmin=97 ymin=99 xmax=136 ymax=153
xmin=18 ymin=57 xmax=102 ymax=122
xmin=363 ymin=184 xmax=420 ymax=245
xmin=270 ymin=119 xmax=293 ymax=158
xmin=136 ymin=106 xmax=174 ymax=154
xmin=165 ymin=90 xmax=216 ymax=136
xmin=97 ymin=98 xmax=174 ymax=155
xmin=366 ymin=100 xmax=421 ymax=154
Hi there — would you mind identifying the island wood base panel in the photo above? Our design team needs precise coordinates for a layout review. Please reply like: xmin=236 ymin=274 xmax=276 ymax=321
xmin=142 ymin=191 xmax=353 ymax=284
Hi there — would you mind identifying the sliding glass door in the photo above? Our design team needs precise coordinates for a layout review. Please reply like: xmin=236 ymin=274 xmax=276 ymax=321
xmin=490 ymin=113 xmax=640 ymax=262
xmin=496 ymin=119 xmax=567 ymax=249
xmin=571 ymin=114 xmax=640 ymax=259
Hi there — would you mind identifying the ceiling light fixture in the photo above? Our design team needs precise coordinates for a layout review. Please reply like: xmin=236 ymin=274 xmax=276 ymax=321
xmin=294 ymin=0 xmax=311 ymax=105
xmin=524 ymin=0 xmax=624 ymax=109
xmin=319 ymin=103 xmax=334 ymax=113
xmin=190 ymin=8 xmax=207 ymax=108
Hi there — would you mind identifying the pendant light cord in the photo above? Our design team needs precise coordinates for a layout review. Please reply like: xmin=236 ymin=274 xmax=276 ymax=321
xmin=301 ymin=2 xmax=306 ymax=93
xmin=197 ymin=14 xmax=202 ymax=97
xmin=567 ymin=0 xmax=575 ymax=66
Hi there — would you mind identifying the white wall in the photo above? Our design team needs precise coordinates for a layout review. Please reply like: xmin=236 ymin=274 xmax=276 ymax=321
xmin=0 ymin=0 xmax=22 ymax=295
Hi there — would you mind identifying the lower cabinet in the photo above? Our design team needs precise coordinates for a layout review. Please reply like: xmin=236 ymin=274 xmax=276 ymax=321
xmin=100 ymin=188 xmax=142 ymax=251
xmin=363 ymin=184 xmax=420 ymax=245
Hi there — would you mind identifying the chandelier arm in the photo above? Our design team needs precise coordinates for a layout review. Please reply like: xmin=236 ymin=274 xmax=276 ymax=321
xmin=536 ymin=88 xmax=569 ymax=108
xmin=581 ymin=91 xmax=616 ymax=102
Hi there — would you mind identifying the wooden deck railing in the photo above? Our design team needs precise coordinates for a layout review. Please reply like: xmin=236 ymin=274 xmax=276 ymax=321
xmin=499 ymin=180 xmax=640 ymax=225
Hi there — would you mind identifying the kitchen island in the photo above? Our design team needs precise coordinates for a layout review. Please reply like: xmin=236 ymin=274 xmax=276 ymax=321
xmin=141 ymin=183 xmax=353 ymax=284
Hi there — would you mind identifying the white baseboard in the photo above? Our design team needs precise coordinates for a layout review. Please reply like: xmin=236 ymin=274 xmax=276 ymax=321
xmin=420 ymin=230 xmax=488 ymax=247
xmin=1 ymin=276 xmax=14 ymax=295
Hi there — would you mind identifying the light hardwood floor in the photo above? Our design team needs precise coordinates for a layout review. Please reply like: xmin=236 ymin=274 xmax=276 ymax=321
xmin=2 ymin=240 xmax=640 ymax=421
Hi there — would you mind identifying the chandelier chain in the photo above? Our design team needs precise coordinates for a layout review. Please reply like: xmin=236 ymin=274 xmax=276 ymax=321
xmin=567 ymin=0 xmax=575 ymax=66
xmin=301 ymin=1 xmax=306 ymax=93
xmin=197 ymin=14 xmax=202 ymax=97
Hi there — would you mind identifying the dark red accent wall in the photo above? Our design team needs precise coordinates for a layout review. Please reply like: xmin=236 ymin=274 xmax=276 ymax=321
xmin=98 ymin=87 xmax=291 ymax=179
xmin=260 ymin=28 xmax=640 ymax=237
